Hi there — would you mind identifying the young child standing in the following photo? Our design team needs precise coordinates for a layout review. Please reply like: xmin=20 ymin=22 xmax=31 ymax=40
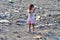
xmin=27 ymin=4 xmax=36 ymax=33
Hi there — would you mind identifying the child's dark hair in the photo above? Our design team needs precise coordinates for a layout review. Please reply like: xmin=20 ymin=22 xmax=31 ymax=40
xmin=29 ymin=4 xmax=34 ymax=10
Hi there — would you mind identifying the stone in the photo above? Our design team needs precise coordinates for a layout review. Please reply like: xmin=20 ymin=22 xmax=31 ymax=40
xmin=37 ymin=32 xmax=42 ymax=35
xmin=48 ymin=32 xmax=56 ymax=38
xmin=37 ymin=26 xmax=46 ymax=30
xmin=33 ymin=35 xmax=42 ymax=40
xmin=17 ymin=35 xmax=21 ymax=38
xmin=1 ymin=0 xmax=7 ymax=2
xmin=13 ymin=31 xmax=19 ymax=34
xmin=53 ymin=27 xmax=57 ymax=29
xmin=0 ymin=36 xmax=7 ymax=40
xmin=9 ymin=0 xmax=15 ymax=3
xmin=5 ymin=12 xmax=12 ymax=18
xmin=0 ymin=37 xmax=4 ymax=40
xmin=47 ymin=14 xmax=52 ymax=17
xmin=58 ymin=0 xmax=60 ymax=1
xmin=0 ymin=13 xmax=4 ymax=19
xmin=16 ymin=19 xmax=26 ymax=25
xmin=0 ymin=29 xmax=3 ymax=34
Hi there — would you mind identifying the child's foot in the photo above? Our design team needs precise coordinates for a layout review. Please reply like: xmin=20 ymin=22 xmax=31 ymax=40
xmin=27 ymin=31 xmax=32 ymax=34
xmin=32 ymin=31 xmax=36 ymax=34
xmin=27 ymin=30 xmax=31 ymax=33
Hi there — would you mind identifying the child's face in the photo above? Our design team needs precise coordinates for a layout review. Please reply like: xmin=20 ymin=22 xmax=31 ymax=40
xmin=30 ymin=8 xmax=34 ymax=12
xmin=32 ymin=7 xmax=34 ymax=10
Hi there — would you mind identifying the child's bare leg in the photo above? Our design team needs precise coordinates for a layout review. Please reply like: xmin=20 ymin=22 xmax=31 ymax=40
xmin=32 ymin=24 xmax=35 ymax=32
xmin=29 ymin=23 xmax=31 ymax=32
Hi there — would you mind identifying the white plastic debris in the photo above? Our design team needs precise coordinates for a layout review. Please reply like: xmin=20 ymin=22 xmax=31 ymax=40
xmin=9 ymin=0 xmax=12 ymax=2
xmin=14 ymin=10 xmax=19 ymax=13
xmin=35 ymin=24 xmax=45 ymax=28
xmin=19 ymin=8 xmax=22 ymax=10
xmin=45 ymin=23 xmax=54 ymax=26
xmin=40 ymin=7 xmax=42 ymax=10
xmin=34 ymin=5 xmax=38 ymax=8
xmin=0 ymin=20 xmax=9 ymax=23
xmin=36 ymin=16 xmax=40 ymax=21
xmin=9 ymin=0 xmax=15 ymax=2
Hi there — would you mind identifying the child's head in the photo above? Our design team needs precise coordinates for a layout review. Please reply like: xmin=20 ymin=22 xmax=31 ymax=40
xmin=29 ymin=4 xmax=34 ymax=10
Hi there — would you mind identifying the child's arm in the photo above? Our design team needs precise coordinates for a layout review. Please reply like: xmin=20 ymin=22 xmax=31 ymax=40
xmin=33 ymin=8 xmax=36 ymax=13
xmin=29 ymin=10 xmax=31 ymax=13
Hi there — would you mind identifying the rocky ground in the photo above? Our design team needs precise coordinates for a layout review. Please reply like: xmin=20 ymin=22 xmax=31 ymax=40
xmin=0 ymin=0 xmax=60 ymax=40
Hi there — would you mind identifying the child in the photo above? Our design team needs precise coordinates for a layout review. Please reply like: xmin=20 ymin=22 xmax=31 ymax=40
xmin=27 ymin=4 xmax=36 ymax=33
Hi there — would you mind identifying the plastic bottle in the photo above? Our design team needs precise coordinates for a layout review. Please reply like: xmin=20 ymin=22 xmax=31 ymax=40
xmin=58 ymin=36 xmax=60 ymax=40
